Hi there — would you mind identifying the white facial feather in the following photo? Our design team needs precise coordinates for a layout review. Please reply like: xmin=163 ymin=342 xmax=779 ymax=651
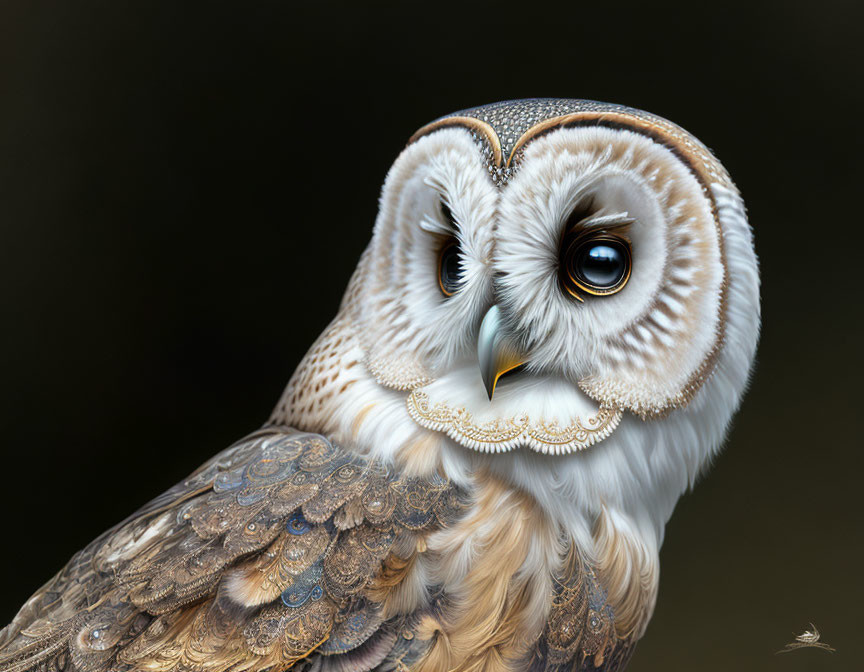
xmin=352 ymin=128 xmax=498 ymax=386
xmin=495 ymin=127 xmax=726 ymax=416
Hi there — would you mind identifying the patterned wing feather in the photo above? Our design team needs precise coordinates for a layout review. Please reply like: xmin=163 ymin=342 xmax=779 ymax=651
xmin=529 ymin=544 xmax=637 ymax=672
xmin=0 ymin=428 xmax=468 ymax=672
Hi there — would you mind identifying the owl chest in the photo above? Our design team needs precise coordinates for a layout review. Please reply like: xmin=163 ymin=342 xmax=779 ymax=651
xmin=394 ymin=476 xmax=643 ymax=672
xmin=401 ymin=475 xmax=559 ymax=672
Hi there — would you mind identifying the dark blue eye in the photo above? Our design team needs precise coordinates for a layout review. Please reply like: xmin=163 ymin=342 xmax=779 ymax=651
xmin=577 ymin=243 xmax=628 ymax=288
xmin=438 ymin=240 xmax=463 ymax=296
xmin=562 ymin=234 xmax=631 ymax=298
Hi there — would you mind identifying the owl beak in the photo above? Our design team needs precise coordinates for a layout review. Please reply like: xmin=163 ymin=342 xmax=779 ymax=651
xmin=477 ymin=305 xmax=525 ymax=400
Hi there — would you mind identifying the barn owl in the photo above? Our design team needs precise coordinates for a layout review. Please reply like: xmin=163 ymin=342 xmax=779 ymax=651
xmin=0 ymin=99 xmax=760 ymax=672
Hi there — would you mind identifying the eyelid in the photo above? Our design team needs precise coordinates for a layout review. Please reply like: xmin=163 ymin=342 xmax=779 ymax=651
xmin=418 ymin=197 xmax=458 ymax=236
xmin=439 ymin=200 xmax=458 ymax=226
xmin=419 ymin=214 xmax=452 ymax=235
xmin=571 ymin=211 xmax=635 ymax=232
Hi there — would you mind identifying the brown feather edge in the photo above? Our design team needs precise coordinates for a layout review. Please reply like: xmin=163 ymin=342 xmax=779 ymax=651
xmin=408 ymin=116 xmax=503 ymax=167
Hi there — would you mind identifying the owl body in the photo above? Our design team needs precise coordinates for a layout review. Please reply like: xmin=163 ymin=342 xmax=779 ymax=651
xmin=0 ymin=100 xmax=759 ymax=672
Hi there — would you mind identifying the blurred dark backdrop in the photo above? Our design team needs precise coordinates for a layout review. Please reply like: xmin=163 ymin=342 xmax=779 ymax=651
xmin=0 ymin=1 xmax=862 ymax=670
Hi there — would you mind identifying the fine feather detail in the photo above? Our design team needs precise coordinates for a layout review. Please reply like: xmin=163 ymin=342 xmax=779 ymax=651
xmin=415 ymin=473 xmax=560 ymax=672
xmin=0 ymin=429 xmax=470 ymax=672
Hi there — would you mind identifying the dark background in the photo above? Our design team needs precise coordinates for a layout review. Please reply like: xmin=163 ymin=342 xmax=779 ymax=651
xmin=1 ymin=1 xmax=862 ymax=670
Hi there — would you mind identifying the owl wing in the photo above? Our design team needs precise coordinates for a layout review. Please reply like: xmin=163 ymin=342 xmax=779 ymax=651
xmin=529 ymin=545 xmax=637 ymax=672
xmin=0 ymin=427 xmax=468 ymax=672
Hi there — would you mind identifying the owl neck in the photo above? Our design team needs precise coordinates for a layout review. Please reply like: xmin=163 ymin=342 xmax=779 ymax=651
xmin=274 ymin=312 xmax=692 ymax=533
xmin=283 ymin=318 xmax=676 ymax=536
xmin=271 ymin=314 xmax=666 ymax=645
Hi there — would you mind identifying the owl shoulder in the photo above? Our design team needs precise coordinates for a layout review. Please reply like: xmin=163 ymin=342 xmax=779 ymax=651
xmin=0 ymin=427 xmax=469 ymax=672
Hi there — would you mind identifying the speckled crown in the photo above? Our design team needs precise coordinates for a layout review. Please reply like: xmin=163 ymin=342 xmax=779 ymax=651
xmin=445 ymin=99 xmax=639 ymax=162
xmin=410 ymin=98 xmax=726 ymax=188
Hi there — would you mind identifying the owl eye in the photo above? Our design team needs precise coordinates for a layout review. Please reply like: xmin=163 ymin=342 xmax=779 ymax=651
xmin=438 ymin=239 xmax=463 ymax=297
xmin=561 ymin=232 xmax=631 ymax=299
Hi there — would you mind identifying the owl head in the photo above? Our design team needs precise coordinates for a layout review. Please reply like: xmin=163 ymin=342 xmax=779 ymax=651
xmin=278 ymin=99 xmax=759 ymax=486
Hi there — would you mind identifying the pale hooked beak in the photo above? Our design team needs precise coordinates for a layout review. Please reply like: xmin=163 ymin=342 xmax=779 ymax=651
xmin=477 ymin=305 xmax=525 ymax=400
